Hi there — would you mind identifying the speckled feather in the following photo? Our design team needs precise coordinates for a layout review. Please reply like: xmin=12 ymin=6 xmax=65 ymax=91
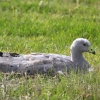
xmin=0 ymin=38 xmax=95 ymax=75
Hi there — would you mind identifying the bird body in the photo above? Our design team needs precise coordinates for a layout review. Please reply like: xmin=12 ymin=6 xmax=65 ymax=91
xmin=0 ymin=38 xmax=95 ymax=75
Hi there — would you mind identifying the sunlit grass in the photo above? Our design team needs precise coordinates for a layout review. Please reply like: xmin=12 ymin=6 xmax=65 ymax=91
xmin=0 ymin=0 xmax=100 ymax=100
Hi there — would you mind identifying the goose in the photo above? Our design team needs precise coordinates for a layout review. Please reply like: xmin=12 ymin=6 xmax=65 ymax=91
xmin=0 ymin=38 xmax=95 ymax=75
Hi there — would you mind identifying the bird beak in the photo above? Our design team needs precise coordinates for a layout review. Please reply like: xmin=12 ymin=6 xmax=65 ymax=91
xmin=88 ymin=46 xmax=96 ymax=55
xmin=91 ymin=51 xmax=96 ymax=55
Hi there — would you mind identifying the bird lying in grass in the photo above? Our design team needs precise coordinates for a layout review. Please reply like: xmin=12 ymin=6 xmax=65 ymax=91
xmin=0 ymin=38 xmax=95 ymax=75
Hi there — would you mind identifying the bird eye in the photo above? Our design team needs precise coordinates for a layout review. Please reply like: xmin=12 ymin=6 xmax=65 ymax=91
xmin=83 ymin=43 xmax=86 ymax=46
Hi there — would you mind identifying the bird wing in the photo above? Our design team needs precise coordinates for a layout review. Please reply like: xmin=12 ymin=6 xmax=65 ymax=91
xmin=0 ymin=53 xmax=75 ymax=75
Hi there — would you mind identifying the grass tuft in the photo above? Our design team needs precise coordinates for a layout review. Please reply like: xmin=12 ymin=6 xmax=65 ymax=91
xmin=0 ymin=0 xmax=100 ymax=99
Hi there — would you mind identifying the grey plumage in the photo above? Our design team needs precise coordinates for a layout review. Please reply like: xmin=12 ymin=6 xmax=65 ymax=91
xmin=0 ymin=38 xmax=95 ymax=75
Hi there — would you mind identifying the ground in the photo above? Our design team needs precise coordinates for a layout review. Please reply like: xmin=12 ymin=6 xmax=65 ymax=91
xmin=0 ymin=0 xmax=100 ymax=100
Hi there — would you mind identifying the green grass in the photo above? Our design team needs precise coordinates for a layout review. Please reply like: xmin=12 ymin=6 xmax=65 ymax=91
xmin=0 ymin=0 xmax=100 ymax=99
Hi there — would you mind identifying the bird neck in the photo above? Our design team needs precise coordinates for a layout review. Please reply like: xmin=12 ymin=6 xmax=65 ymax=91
xmin=70 ymin=49 xmax=85 ymax=63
